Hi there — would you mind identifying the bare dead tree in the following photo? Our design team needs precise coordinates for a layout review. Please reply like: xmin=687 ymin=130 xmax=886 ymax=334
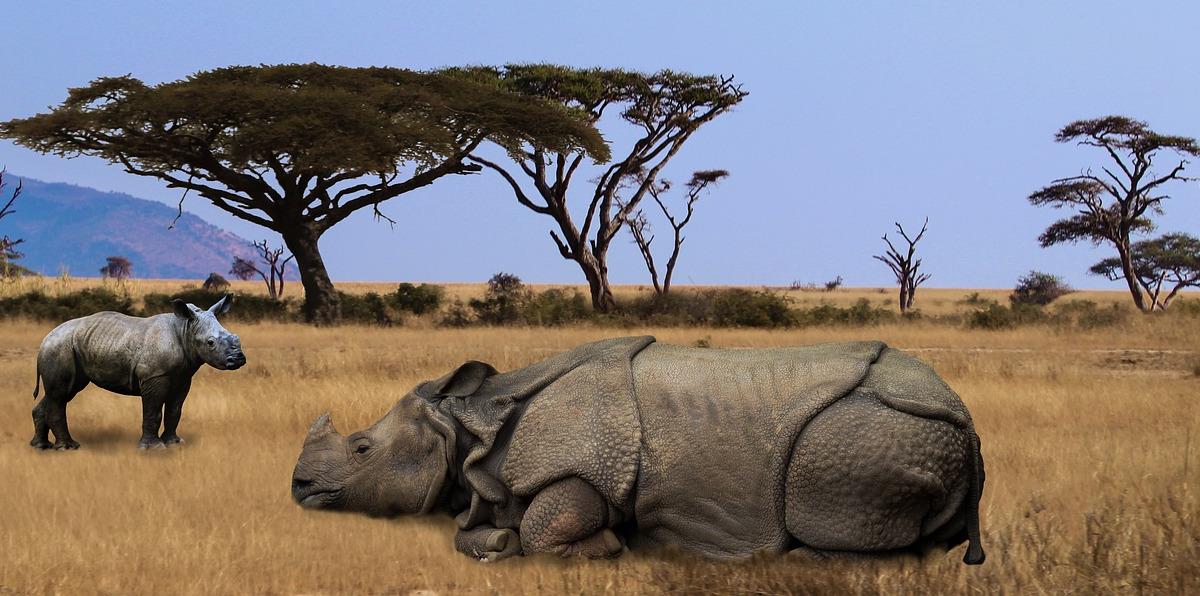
xmin=230 ymin=240 xmax=294 ymax=300
xmin=624 ymin=169 xmax=729 ymax=296
xmin=0 ymin=169 xmax=24 ymax=278
xmin=873 ymin=218 xmax=931 ymax=313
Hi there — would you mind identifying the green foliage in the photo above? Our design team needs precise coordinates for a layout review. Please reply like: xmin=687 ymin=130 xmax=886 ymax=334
xmin=389 ymin=283 xmax=445 ymax=315
xmin=711 ymin=289 xmax=796 ymax=328
xmin=0 ymin=288 xmax=134 ymax=322
xmin=337 ymin=292 xmax=394 ymax=326
xmin=798 ymin=298 xmax=897 ymax=327
xmin=439 ymin=299 xmax=474 ymax=328
xmin=142 ymin=289 xmax=292 ymax=322
xmin=1011 ymin=271 xmax=1074 ymax=306
xmin=521 ymin=288 xmax=591 ymax=326
xmin=469 ymin=273 xmax=533 ymax=324
xmin=1051 ymin=300 xmax=1129 ymax=329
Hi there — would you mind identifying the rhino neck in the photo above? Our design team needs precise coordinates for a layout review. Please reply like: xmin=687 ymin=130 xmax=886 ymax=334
xmin=417 ymin=405 xmax=474 ymax=516
xmin=171 ymin=317 xmax=204 ymax=371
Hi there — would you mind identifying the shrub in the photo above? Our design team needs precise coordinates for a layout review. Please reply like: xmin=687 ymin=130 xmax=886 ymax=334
xmin=521 ymin=288 xmax=590 ymax=326
xmin=824 ymin=276 xmax=844 ymax=291
xmin=622 ymin=291 xmax=716 ymax=326
xmin=798 ymin=298 xmax=896 ymax=326
xmin=1011 ymin=271 xmax=1073 ymax=306
xmin=967 ymin=301 xmax=1047 ymax=330
xmin=1051 ymin=300 xmax=1128 ymax=329
xmin=143 ymin=289 xmax=293 ymax=322
xmin=0 ymin=288 xmax=134 ymax=322
xmin=470 ymin=273 xmax=532 ymax=324
xmin=338 ymin=291 xmax=393 ymax=326
xmin=202 ymin=273 xmax=230 ymax=292
xmin=711 ymin=289 xmax=796 ymax=327
xmin=390 ymin=283 xmax=445 ymax=315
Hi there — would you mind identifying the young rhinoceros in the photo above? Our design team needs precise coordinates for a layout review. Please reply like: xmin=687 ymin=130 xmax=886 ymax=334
xmin=31 ymin=295 xmax=246 ymax=450
xmin=291 ymin=337 xmax=986 ymax=565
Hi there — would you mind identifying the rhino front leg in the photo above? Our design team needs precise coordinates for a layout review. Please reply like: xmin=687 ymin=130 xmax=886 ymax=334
xmin=520 ymin=477 xmax=623 ymax=558
xmin=138 ymin=379 xmax=169 ymax=450
xmin=454 ymin=525 xmax=522 ymax=562
xmin=161 ymin=382 xmax=191 ymax=445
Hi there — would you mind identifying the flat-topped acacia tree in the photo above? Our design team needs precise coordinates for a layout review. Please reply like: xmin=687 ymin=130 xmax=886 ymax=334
xmin=0 ymin=64 xmax=608 ymax=324
xmin=444 ymin=65 xmax=747 ymax=312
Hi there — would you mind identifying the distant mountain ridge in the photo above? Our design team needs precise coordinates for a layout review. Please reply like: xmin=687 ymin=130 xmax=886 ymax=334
xmin=0 ymin=176 xmax=257 ymax=279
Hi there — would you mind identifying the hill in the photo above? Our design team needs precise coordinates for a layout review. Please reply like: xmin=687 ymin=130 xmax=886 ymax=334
xmin=0 ymin=177 xmax=256 ymax=279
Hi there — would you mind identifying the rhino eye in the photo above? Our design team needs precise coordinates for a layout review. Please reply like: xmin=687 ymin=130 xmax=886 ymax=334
xmin=355 ymin=444 xmax=370 ymax=454
xmin=206 ymin=339 xmax=216 ymax=347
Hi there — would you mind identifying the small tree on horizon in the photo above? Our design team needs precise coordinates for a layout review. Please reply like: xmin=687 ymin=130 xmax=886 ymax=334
xmin=99 ymin=256 xmax=132 ymax=281
xmin=0 ymin=169 xmax=24 ymax=278
xmin=0 ymin=64 xmax=607 ymax=324
xmin=1029 ymin=116 xmax=1199 ymax=312
xmin=873 ymin=218 xmax=931 ymax=314
xmin=202 ymin=273 xmax=230 ymax=292
xmin=230 ymin=240 xmax=294 ymax=300
xmin=1089 ymin=232 xmax=1200 ymax=311
xmin=624 ymin=169 xmax=729 ymax=297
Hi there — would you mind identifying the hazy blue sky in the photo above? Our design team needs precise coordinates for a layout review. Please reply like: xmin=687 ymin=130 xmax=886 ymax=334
xmin=2 ymin=1 xmax=1197 ymax=288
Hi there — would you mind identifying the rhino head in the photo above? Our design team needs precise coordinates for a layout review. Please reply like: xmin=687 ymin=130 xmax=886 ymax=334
xmin=172 ymin=295 xmax=246 ymax=370
xmin=290 ymin=361 xmax=493 ymax=516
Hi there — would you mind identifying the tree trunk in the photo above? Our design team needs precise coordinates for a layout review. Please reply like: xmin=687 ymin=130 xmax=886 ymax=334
xmin=1116 ymin=243 xmax=1150 ymax=312
xmin=577 ymin=251 xmax=616 ymax=313
xmin=281 ymin=226 xmax=341 ymax=325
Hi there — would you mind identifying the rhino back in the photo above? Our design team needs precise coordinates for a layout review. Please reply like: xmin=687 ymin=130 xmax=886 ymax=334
xmin=629 ymin=341 xmax=884 ymax=558
xmin=68 ymin=312 xmax=178 ymax=395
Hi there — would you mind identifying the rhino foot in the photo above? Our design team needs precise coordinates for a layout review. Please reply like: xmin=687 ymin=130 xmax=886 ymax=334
xmin=138 ymin=437 xmax=167 ymax=450
xmin=30 ymin=437 xmax=53 ymax=450
xmin=53 ymin=439 xmax=81 ymax=450
xmin=162 ymin=435 xmax=186 ymax=446
xmin=481 ymin=529 xmax=522 ymax=562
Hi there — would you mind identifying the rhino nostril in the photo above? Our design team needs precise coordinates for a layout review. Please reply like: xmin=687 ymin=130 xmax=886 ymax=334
xmin=292 ymin=478 xmax=313 ymax=491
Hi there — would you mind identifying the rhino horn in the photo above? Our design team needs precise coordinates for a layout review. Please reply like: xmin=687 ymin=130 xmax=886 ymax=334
xmin=307 ymin=412 xmax=339 ymax=438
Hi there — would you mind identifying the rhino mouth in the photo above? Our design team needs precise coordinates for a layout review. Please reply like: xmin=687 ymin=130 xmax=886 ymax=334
xmin=292 ymin=480 xmax=340 ymax=508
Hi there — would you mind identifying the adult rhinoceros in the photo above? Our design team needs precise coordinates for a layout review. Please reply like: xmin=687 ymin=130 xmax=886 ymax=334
xmin=291 ymin=337 xmax=986 ymax=564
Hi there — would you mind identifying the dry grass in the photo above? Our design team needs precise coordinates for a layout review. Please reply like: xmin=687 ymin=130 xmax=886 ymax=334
xmin=1 ymin=307 xmax=1198 ymax=593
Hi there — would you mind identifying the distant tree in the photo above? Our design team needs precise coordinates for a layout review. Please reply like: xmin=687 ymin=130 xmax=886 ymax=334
xmin=229 ymin=240 xmax=294 ymax=300
xmin=1010 ymin=270 xmax=1073 ymax=306
xmin=1090 ymin=233 xmax=1200 ymax=311
xmin=0 ymin=64 xmax=606 ymax=324
xmin=1029 ymin=116 xmax=1199 ymax=312
xmin=469 ymin=272 xmax=531 ymax=324
xmin=447 ymin=65 xmax=747 ymax=312
xmin=0 ymin=169 xmax=23 ymax=278
xmin=873 ymin=218 xmax=931 ymax=314
xmin=99 ymin=256 xmax=132 ymax=281
xmin=202 ymin=272 xmax=230 ymax=292
xmin=824 ymin=276 xmax=844 ymax=292
xmin=624 ymin=169 xmax=729 ymax=296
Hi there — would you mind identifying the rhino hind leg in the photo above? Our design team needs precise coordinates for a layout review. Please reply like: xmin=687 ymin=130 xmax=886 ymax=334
xmin=32 ymin=357 xmax=87 ymax=450
xmin=784 ymin=391 xmax=969 ymax=554
xmin=519 ymin=477 xmax=623 ymax=558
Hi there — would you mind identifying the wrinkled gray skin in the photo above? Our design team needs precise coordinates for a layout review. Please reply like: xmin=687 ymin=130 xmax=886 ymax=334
xmin=292 ymin=337 xmax=985 ymax=565
xmin=31 ymin=295 xmax=246 ymax=450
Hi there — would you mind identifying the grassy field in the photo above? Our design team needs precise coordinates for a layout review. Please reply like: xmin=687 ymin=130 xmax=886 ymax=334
xmin=1 ymin=282 xmax=1197 ymax=594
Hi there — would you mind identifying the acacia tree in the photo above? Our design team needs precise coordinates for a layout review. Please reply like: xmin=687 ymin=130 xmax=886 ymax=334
xmin=0 ymin=170 xmax=23 ymax=278
xmin=447 ymin=65 xmax=747 ymax=312
xmin=100 ymin=256 xmax=132 ymax=280
xmin=230 ymin=240 xmax=294 ymax=300
xmin=0 ymin=64 xmax=606 ymax=324
xmin=1029 ymin=116 xmax=1199 ymax=312
xmin=1090 ymin=233 xmax=1200 ymax=311
xmin=624 ymin=169 xmax=728 ymax=296
xmin=873 ymin=218 xmax=931 ymax=313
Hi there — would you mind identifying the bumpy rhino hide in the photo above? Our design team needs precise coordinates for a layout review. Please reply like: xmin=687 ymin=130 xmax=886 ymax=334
xmin=416 ymin=336 xmax=655 ymax=531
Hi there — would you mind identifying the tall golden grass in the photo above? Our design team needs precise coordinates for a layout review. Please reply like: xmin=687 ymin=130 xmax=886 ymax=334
xmin=1 ymin=284 xmax=1197 ymax=594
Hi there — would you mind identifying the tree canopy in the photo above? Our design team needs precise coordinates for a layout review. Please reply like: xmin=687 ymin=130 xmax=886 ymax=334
xmin=1 ymin=64 xmax=609 ymax=323
xmin=1090 ymin=233 xmax=1200 ymax=310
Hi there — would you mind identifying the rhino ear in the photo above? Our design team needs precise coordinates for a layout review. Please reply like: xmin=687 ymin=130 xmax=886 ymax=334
xmin=172 ymin=299 xmax=196 ymax=320
xmin=432 ymin=361 xmax=497 ymax=398
xmin=209 ymin=293 xmax=233 ymax=317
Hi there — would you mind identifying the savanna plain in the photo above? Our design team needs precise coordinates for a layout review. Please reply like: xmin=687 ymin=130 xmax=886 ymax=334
xmin=1 ymin=281 xmax=1197 ymax=595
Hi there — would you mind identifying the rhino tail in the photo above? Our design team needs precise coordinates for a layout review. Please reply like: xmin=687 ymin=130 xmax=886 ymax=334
xmin=33 ymin=360 xmax=41 ymax=399
xmin=873 ymin=394 xmax=986 ymax=565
